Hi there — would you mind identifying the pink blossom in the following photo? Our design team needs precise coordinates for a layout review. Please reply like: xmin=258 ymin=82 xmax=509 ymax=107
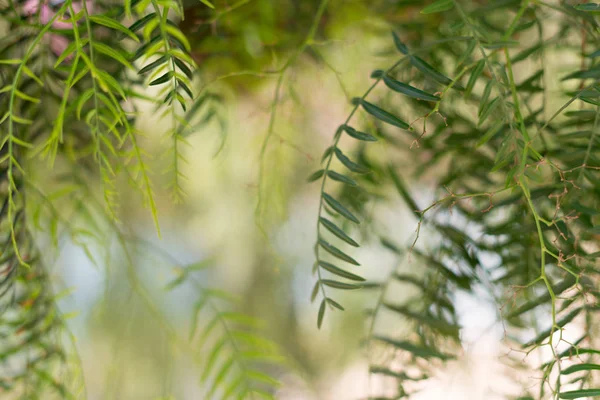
xmin=22 ymin=0 xmax=94 ymax=57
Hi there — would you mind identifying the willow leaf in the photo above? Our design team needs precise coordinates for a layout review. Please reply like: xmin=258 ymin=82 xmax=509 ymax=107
xmin=327 ymin=170 xmax=358 ymax=186
xmin=317 ymin=300 xmax=326 ymax=328
xmin=421 ymin=0 xmax=454 ymax=14
xmin=326 ymin=298 xmax=345 ymax=310
xmin=319 ymin=261 xmax=365 ymax=281
xmin=410 ymin=56 xmax=453 ymax=86
xmin=318 ymin=239 xmax=360 ymax=265
xmin=334 ymin=148 xmax=369 ymax=174
xmin=559 ymin=389 xmax=600 ymax=399
xmin=383 ymin=75 xmax=440 ymax=102
xmin=392 ymin=31 xmax=409 ymax=54
xmin=561 ymin=364 xmax=600 ymax=375
xmin=307 ymin=169 xmax=325 ymax=182
xmin=320 ymin=279 xmax=363 ymax=290
xmin=357 ymin=99 xmax=410 ymax=129
xmin=342 ymin=125 xmax=378 ymax=141
xmin=319 ymin=217 xmax=359 ymax=247
xmin=322 ymin=193 xmax=359 ymax=224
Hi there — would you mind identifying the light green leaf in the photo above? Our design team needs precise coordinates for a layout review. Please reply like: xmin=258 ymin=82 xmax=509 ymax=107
xmin=421 ymin=0 xmax=454 ymax=14
xmin=89 ymin=15 xmax=139 ymax=42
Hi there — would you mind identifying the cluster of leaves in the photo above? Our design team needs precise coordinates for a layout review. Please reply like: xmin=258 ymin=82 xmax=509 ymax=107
xmin=308 ymin=0 xmax=600 ymax=399
xmin=0 ymin=0 xmax=268 ymax=398
xmin=167 ymin=271 xmax=283 ymax=400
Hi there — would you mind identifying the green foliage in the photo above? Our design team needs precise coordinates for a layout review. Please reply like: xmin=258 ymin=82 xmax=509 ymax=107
xmin=2 ymin=0 xmax=600 ymax=399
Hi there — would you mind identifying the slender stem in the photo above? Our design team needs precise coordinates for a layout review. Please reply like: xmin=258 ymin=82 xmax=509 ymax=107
xmin=255 ymin=0 xmax=331 ymax=228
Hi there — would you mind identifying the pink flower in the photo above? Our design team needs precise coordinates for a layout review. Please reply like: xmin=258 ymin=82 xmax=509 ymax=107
xmin=22 ymin=0 xmax=94 ymax=57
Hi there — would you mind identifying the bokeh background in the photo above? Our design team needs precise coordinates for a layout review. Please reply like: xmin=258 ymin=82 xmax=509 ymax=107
xmin=5 ymin=0 xmax=577 ymax=398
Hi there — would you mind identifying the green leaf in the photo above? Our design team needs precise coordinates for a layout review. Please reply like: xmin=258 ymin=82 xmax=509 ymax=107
xmin=326 ymin=298 xmax=344 ymax=310
xmin=410 ymin=56 xmax=453 ymax=86
xmin=334 ymin=148 xmax=369 ymax=174
xmin=320 ymin=279 xmax=363 ymax=290
xmin=561 ymin=364 xmax=600 ymax=375
xmin=319 ymin=261 xmax=365 ymax=281
xmin=92 ymin=42 xmax=134 ymax=70
xmin=357 ymin=99 xmax=410 ymax=129
xmin=388 ymin=166 xmax=419 ymax=216
xmin=559 ymin=389 xmax=600 ymax=399
xmin=317 ymin=299 xmax=326 ymax=328
xmin=481 ymin=41 xmax=519 ymax=49
xmin=466 ymin=59 xmax=485 ymax=97
xmin=342 ymin=125 xmax=377 ymax=141
xmin=307 ymin=169 xmax=325 ymax=182
xmin=318 ymin=239 xmax=360 ymax=265
xmin=90 ymin=15 xmax=139 ymax=42
xmin=327 ymin=170 xmax=358 ymax=186
xmin=319 ymin=217 xmax=359 ymax=247
xmin=174 ymin=58 xmax=194 ymax=79
xmin=310 ymin=282 xmax=319 ymax=302
xmin=391 ymin=31 xmax=408 ymax=54
xmin=138 ymin=55 xmax=167 ymax=75
xmin=575 ymin=4 xmax=600 ymax=12
xmin=383 ymin=75 xmax=440 ymax=102
xmin=477 ymin=121 xmax=503 ymax=147
xmin=129 ymin=13 xmax=156 ymax=33
xmin=374 ymin=336 xmax=452 ymax=360
xmin=421 ymin=0 xmax=454 ymax=14
xmin=588 ymin=226 xmax=600 ymax=234
xmin=199 ymin=0 xmax=215 ymax=8
xmin=322 ymin=193 xmax=360 ymax=224
xmin=478 ymin=97 xmax=500 ymax=126
xmin=54 ymin=39 xmax=88 ymax=67
xmin=149 ymin=71 xmax=173 ymax=86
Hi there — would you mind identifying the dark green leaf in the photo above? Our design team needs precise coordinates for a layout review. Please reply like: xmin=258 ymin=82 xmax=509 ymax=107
xmin=327 ymin=170 xmax=358 ymax=186
xmin=342 ymin=125 xmax=378 ymax=141
xmin=149 ymin=71 xmax=172 ymax=86
xmin=383 ymin=75 xmax=440 ymax=102
xmin=334 ymin=148 xmax=370 ymax=174
xmin=129 ymin=13 xmax=156 ymax=32
xmin=357 ymin=99 xmax=411 ymax=129
xmin=575 ymin=4 xmax=600 ymax=12
xmin=326 ymin=298 xmax=345 ymax=310
xmin=410 ymin=56 xmax=453 ymax=86
xmin=307 ymin=169 xmax=325 ymax=182
xmin=319 ymin=261 xmax=365 ymax=281
xmin=310 ymin=282 xmax=319 ymax=302
xmin=318 ymin=239 xmax=360 ymax=265
xmin=174 ymin=58 xmax=194 ymax=79
xmin=317 ymin=299 xmax=326 ymax=328
xmin=559 ymin=389 xmax=600 ymax=399
xmin=138 ymin=56 xmax=167 ymax=75
xmin=322 ymin=193 xmax=360 ymax=224
xmin=320 ymin=217 xmax=359 ymax=247
xmin=392 ymin=31 xmax=409 ymax=54
xmin=320 ymin=279 xmax=363 ymax=290
xmin=561 ymin=364 xmax=600 ymax=375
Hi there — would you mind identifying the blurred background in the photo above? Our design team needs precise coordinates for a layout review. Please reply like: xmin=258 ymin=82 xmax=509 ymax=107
xmin=12 ymin=0 xmax=563 ymax=398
